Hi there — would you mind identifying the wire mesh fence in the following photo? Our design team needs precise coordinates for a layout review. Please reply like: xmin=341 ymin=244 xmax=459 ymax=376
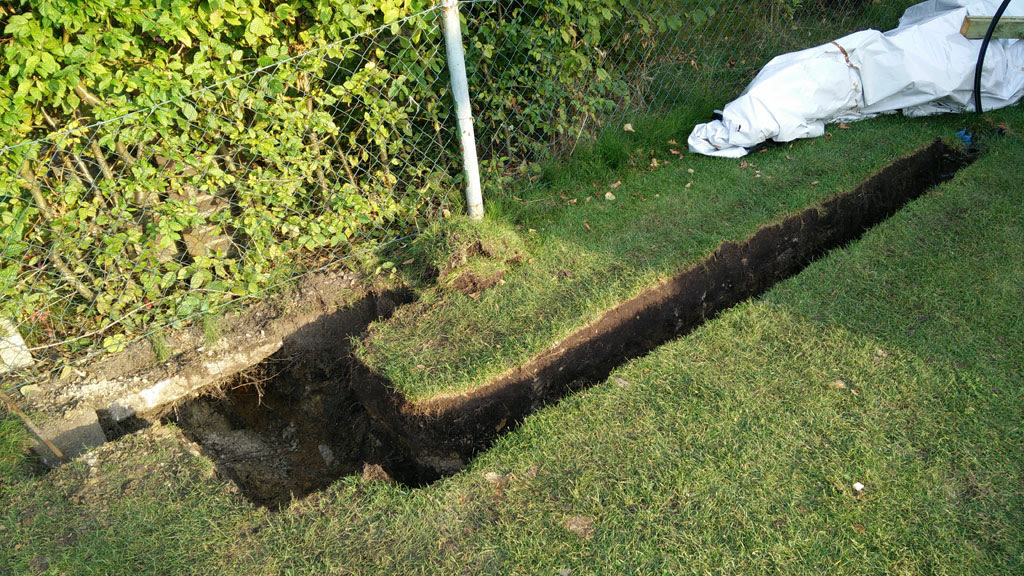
xmin=0 ymin=5 xmax=459 ymax=389
xmin=0 ymin=0 xmax=912 ymax=392
xmin=462 ymin=0 xmax=915 ymax=186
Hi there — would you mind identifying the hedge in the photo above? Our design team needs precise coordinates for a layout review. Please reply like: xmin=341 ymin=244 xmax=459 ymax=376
xmin=0 ymin=0 xmax=653 ymax=357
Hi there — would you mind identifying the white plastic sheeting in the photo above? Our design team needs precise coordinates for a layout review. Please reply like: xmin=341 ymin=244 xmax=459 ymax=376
xmin=688 ymin=0 xmax=1024 ymax=158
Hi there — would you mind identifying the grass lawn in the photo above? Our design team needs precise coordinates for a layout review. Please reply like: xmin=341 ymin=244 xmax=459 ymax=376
xmin=362 ymin=107 xmax=1011 ymax=402
xmin=1 ymin=105 xmax=1022 ymax=574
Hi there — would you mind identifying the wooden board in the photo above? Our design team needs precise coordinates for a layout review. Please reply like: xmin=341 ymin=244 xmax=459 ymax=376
xmin=960 ymin=16 xmax=1024 ymax=39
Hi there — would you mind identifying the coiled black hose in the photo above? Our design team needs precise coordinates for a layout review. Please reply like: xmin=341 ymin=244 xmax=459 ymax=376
xmin=974 ymin=0 xmax=1015 ymax=113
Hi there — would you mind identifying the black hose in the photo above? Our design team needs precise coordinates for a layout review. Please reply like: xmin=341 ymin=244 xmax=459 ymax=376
xmin=974 ymin=0 xmax=1014 ymax=113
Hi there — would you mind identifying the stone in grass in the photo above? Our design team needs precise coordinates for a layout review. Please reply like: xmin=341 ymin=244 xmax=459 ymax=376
xmin=19 ymin=384 xmax=42 ymax=399
xmin=483 ymin=471 xmax=512 ymax=492
xmin=564 ymin=515 xmax=595 ymax=539
xmin=0 ymin=318 xmax=33 ymax=374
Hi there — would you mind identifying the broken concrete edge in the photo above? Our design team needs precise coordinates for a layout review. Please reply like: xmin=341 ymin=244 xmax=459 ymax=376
xmin=23 ymin=269 xmax=383 ymax=464
xmin=30 ymin=339 xmax=285 ymax=463
xmin=32 ymin=411 xmax=104 ymax=468
xmin=23 ymin=269 xmax=367 ymax=417
xmin=106 ymin=339 xmax=285 ymax=422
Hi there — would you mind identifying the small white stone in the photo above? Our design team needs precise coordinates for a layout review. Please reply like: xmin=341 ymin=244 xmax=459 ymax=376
xmin=0 ymin=318 xmax=33 ymax=374
xmin=829 ymin=379 xmax=847 ymax=390
xmin=318 ymin=444 xmax=335 ymax=467
xmin=19 ymin=384 xmax=41 ymax=398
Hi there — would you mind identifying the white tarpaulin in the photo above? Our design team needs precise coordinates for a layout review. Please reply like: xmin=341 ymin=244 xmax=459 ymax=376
xmin=688 ymin=0 xmax=1024 ymax=158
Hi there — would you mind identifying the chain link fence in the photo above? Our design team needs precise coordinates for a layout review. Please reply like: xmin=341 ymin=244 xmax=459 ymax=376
xmin=463 ymin=0 xmax=914 ymax=185
xmin=1 ymin=0 xmax=912 ymax=392
xmin=0 ymin=5 xmax=458 ymax=391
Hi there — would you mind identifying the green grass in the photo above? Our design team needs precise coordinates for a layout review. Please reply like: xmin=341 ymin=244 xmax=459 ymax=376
xmin=1 ymin=107 xmax=1020 ymax=575
xmin=202 ymin=315 xmax=222 ymax=346
xmin=363 ymin=107 xmax=1005 ymax=402
xmin=148 ymin=333 xmax=172 ymax=364
xmin=0 ymin=415 xmax=30 ymax=483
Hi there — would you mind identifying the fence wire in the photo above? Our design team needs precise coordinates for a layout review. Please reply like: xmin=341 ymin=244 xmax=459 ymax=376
xmin=464 ymin=0 xmax=916 ymax=185
xmin=1 ymin=0 xmax=911 ymax=392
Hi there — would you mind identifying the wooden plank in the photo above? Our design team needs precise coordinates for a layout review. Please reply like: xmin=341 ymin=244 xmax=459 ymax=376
xmin=960 ymin=16 xmax=1024 ymax=39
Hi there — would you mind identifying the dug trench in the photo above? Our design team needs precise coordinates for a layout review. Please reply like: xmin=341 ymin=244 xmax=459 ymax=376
xmin=168 ymin=140 xmax=973 ymax=507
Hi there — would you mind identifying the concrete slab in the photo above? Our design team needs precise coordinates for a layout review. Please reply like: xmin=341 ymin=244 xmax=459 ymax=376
xmin=33 ymin=410 xmax=107 ymax=466
xmin=0 ymin=318 xmax=33 ymax=374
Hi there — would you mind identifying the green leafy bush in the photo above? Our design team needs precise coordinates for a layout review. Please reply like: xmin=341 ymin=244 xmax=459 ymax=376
xmin=1 ymin=0 xmax=454 ymax=353
xmin=0 ymin=0 xmax=871 ymax=363
xmin=0 ymin=0 xmax=634 ymax=358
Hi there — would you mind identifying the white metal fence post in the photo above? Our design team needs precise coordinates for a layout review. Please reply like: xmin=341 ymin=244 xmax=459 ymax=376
xmin=441 ymin=0 xmax=484 ymax=220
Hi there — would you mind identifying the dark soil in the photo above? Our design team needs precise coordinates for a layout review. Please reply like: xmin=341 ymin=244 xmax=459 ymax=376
xmin=172 ymin=141 xmax=972 ymax=507
xmin=450 ymin=268 xmax=506 ymax=295
xmin=444 ymin=239 xmax=521 ymax=296
xmin=170 ymin=356 xmax=414 ymax=508
xmin=168 ymin=290 xmax=428 ymax=508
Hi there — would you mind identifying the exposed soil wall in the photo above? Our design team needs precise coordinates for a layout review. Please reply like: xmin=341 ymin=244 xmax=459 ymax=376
xmin=168 ymin=290 xmax=420 ymax=507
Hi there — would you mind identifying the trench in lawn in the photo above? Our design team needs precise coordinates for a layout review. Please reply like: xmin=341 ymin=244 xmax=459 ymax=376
xmin=165 ymin=140 xmax=972 ymax=507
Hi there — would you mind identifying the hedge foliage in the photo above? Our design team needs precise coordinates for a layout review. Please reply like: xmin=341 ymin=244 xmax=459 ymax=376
xmin=0 ymin=0 xmax=654 ymax=357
